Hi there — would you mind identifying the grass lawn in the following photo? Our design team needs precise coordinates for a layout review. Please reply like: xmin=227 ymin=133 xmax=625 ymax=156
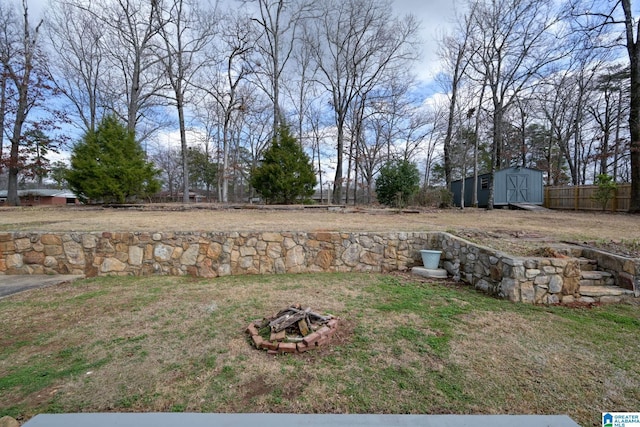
xmin=1 ymin=273 xmax=639 ymax=427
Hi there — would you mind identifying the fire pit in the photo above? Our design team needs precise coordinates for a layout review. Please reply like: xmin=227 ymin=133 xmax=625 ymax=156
xmin=246 ymin=304 xmax=339 ymax=354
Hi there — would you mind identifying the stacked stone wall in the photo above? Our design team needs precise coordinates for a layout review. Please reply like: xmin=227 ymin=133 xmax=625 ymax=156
xmin=0 ymin=231 xmax=428 ymax=278
xmin=2 ymin=231 xmax=637 ymax=303
xmin=428 ymin=233 xmax=582 ymax=303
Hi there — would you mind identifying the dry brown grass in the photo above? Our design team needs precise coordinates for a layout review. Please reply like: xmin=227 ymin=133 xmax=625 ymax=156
xmin=1 ymin=205 xmax=639 ymax=255
xmin=1 ymin=273 xmax=639 ymax=427
xmin=0 ymin=204 xmax=634 ymax=236
xmin=2 ymin=205 xmax=640 ymax=425
xmin=451 ymin=311 xmax=616 ymax=422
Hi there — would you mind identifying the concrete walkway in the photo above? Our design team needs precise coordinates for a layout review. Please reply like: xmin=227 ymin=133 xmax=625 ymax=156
xmin=23 ymin=413 xmax=581 ymax=427
xmin=0 ymin=275 xmax=85 ymax=299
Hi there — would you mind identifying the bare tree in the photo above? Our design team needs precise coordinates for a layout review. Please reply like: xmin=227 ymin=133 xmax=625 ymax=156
xmin=285 ymin=19 xmax=319 ymax=144
xmin=620 ymin=0 xmax=640 ymax=211
xmin=245 ymin=0 xmax=313 ymax=137
xmin=236 ymin=90 xmax=273 ymax=200
xmin=308 ymin=0 xmax=420 ymax=204
xmin=198 ymin=10 xmax=254 ymax=203
xmin=588 ymin=67 xmax=629 ymax=176
xmin=46 ymin=0 xmax=106 ymax=134
xmin=282 ymin=20 xmax=330 ymax=201
xmin=438 ymin=3 xmax=477 ymax=191
xmin=77 ymin=0 xmax=167 ymax=139
xmin=352 ymin=75 xmax=429 ymax=204
xmin=468 ymin=0 xmax=561 ymax=209
xmin=420 ymin=101 xmax=448 ymax=188
xmin=154 ymin=0 xmax=217 ymax=203
xmin=0 ymin=5 xmax=11 ymax=170
xmin=531 ymin=34 xmax=607 ymax=186
xmin=0 ymin=0 xmax=45 ymax=205
xmin=568 ymin=0 xmax=640 ymax=211
xmin=150 ymin=143 xmax=182 ymax=199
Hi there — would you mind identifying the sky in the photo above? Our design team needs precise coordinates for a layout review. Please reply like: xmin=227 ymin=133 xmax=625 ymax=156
xmin=387 ymin=0 xmax=459 ymax=81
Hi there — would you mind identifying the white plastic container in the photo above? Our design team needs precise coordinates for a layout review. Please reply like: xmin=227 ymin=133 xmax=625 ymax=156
xmin=419 ymin=250 xmax=442 ymax=269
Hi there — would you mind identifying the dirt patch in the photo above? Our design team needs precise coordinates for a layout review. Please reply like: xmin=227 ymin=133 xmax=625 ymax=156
xmin=241 ymin=375 xmax=271 ymax=401
xmin=450 ymin=228 xmax=557 ymax=256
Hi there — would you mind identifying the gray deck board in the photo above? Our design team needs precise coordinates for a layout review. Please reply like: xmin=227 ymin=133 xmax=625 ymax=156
xmin=23 ymin=413 xmax=581 ymax=427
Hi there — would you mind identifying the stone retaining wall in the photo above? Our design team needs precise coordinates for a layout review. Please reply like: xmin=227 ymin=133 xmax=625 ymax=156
xmin=424 ymin=233 xmax=583 ymax=304
xmin=0 ymin=231 xmax=429 ymax=278
xmin=2 ymin=231 xmax=636 ymax=303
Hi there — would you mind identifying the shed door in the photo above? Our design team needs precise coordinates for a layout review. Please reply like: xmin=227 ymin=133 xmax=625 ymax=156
xmin=506 ymin=174 xmax=528 ymax=203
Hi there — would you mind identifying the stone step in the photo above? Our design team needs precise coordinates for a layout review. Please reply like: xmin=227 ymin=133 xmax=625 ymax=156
xmin=577 ymin=257 xmax=597 ymax=271
xmin=580 ymin=270 xmax=616 ymax=287
xmin=579 ymin=285 xmax=635 ymax=297
xmin=580 ymin=270 xmax=612 ymax=280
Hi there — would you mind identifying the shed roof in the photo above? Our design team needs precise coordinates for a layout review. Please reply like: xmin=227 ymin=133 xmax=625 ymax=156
xmin=451 ymin=167 xmax=543 ymax=184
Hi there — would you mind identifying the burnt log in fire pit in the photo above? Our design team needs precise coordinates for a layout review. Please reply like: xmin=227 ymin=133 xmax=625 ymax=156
xmin=246 ymin=304 xmax=339 ymax=354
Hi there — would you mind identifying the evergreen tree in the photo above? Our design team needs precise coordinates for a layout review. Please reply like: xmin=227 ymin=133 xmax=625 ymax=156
xmin=250 ymin=125 xmax=316 ymax=204
xmin=187 ymin=146 xmax=218 ymax=199
xmin=66 ymin=115 xmax=160 ymax=203
xmin=375 ymin=159 xmax=420 ymax=208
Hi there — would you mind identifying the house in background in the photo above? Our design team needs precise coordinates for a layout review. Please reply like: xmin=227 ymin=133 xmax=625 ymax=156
xmin=451 ymin=167 xmax=544 ymax=208
xmin=0 ymin=189 xmax=79 ymax=206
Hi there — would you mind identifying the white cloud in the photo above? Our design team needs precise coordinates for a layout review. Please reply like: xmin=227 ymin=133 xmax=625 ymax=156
xmin=393 ymin=0 xmax=458 ymax=83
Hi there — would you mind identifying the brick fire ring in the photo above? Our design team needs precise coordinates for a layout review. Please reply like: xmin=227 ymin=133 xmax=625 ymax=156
xmin=246 ymin=305 xmax=339 ymax=354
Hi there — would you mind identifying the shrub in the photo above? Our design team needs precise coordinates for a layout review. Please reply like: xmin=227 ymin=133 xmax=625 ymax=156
xmin=375 ymin=160 xmax=420 ymax=208
xmin=592 ymin=174 xmax=617 ymax=211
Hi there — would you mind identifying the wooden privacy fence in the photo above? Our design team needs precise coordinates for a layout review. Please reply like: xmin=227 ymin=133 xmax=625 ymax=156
xmin=544 ymin=184 xmax=631 ymax=212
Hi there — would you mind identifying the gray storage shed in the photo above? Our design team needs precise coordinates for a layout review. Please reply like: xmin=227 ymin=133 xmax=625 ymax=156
xmin=451 ymin=167 xmax=544 ymax=208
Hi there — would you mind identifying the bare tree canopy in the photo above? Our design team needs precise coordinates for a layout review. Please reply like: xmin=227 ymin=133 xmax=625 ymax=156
xmin=0 ymin=0 xmax=637 ymax=211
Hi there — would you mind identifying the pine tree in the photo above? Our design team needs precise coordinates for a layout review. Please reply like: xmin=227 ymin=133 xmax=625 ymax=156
xmin=66 ymin=115 xmax=160 ymax=203
xmin=375 ymin=160 xmax=420 ymax=208
xmin=250 ymin=125 xmax=316 ymax=204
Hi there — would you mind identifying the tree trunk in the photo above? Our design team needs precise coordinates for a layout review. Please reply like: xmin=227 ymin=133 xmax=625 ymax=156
xmin=613 ymin=87 xmax=623 ymax=181
xmin=177 ymin=94 xmax=190 ymax=204
xmin=315 ymin=136 xmax=323 ymax=204
xmin=622 ymin=0 xmax=640 ymax=212
xmin=5 ymin=6 xmax=42 ymax=206
xmin=222 ymin=111 xmax=231 ymax=203
xmin=0 ymin=75 xmax=6 ymax=171
xmin=487 ymin=97 xmax=503 ymax=211
xmin=345 ymin=135 xmax=353 ymax=205
xmin=7 ymin=113 xmax=23 ymax=206
xmin=8 ymin=88 xmax=27 ymax=206
xmin=443 ymin=72 xmax=459 ymax=191
xmin=127 ymin=50 xmax=141 ymax=135
xmin=628 ymin=65 xmax=640 ymax=212
xmin=8 ymin=72 xmax=32 ymax=206
xmin=332 ymin=119 xmax=344 ymax=204
xmin=472 ymin=81 xmax=487 ymax=207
